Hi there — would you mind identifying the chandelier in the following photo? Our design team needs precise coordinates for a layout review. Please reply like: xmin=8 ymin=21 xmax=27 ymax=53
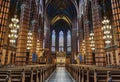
xmin=27 ymin=30 xmax=33 ymax=50
xmin=8 ymin=15 xmax=19 ymax=44
xmin=89 ymin=32 xmax=95 ymax=50
xmin=102 ymin=17 xmax=112 ymax=44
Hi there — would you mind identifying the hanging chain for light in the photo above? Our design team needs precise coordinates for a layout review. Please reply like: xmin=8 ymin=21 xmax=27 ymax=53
xmin=101 ymin=0 xmax=112 ymax=45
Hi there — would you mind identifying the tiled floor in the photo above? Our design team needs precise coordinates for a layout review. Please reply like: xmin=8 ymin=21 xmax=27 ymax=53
xmin=47 ymin=67 xmax=74 ymax=82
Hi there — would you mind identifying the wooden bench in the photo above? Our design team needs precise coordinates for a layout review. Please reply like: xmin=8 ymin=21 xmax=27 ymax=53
xmin=0 ymin=64 xmax=56 ymax=82
xmin=66 ymin=64 xmax=120 ymax=82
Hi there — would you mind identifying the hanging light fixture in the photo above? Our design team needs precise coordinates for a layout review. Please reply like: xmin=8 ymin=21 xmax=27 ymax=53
xmin=102 ymin=17 xmax=112 ymax=44
xmin=89 ymin=32 xmax=95 ymax=50
xmin=27 ymin=30 xmax=33 ymax=50
xmin=8 ymin=0 xmax=19 ymax=44
xmin=8 ymin=15 xmax=19 ymax=44
xmin=101 ymin=0 xmax=112 ymax=45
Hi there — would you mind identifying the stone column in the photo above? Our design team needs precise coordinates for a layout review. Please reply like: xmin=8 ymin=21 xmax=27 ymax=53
xmin=92 ymin=0 xmax=105 ymax=66
xmin=16 ymin=1 xmax=31 ymax=66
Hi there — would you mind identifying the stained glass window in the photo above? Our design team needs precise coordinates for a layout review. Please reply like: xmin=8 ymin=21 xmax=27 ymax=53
xmin=67 ymin=30 xmax=71 ymax=52
xmin=51 ymin=30 xmax=55 ymax=52
xmin=59 ymin=31 xmax=64 ymax=51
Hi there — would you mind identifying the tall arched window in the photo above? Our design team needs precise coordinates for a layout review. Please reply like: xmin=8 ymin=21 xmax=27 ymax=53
xmin=51 ymin=30 xmax=55 ymax=52
xmin=59 ymin=31 xmax=64 ymax=51
xmin=67 ymin=30 xmax=71 ymax=52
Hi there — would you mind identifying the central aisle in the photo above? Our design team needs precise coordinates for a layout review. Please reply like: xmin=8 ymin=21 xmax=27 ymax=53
xmin=46 ymin=67 xmax=74 ymax=82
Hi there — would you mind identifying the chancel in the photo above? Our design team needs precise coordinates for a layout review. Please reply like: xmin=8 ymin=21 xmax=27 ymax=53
xmin=0 ymin=0 xmax=120 ymax=82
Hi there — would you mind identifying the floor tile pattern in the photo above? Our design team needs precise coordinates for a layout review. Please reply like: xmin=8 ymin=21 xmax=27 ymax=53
xmin=47 ymin=67 xmax=73 ymax=82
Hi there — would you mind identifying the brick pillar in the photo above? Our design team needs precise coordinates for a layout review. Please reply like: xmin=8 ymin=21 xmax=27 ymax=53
xmin=92 ymin=0 xmax=105 ymax=66
xmin=84 ymin=20 xmax=92 ymax=65
xmin=83 ymin=2 xmax=93 ymax=65
xmin=111 ymin=0 xmax=120 ymax=65
xmin=16 ymin=1 xmax=31 ymax=66
xmin=0 ymin=0 xmax=10 ymax=65
xmin=79 ymin=17 xmax=84 ymax=64
xmin=29 ymin=20 xmax=38 ymax=64
xmin=29 ymin=0 xmax=39 ymax=64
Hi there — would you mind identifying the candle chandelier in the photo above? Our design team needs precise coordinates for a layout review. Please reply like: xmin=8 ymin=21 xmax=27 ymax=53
xmin=101 ymin=0 xmax=112 ymax=45
xmin=89 ymin=32 xmax=95 ymax=50
xmin=102 ymin=17 xmax=112 ymax=44
xmin=27 ymin=30 xmax=33 ymax=50
xmin=8 ymin=15 xmax=19 ymax=44
xmin=8 ymin=0 xmax=19 ymax=44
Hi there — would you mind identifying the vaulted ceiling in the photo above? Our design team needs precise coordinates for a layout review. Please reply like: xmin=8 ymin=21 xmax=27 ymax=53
xmin=46 ymin=0 xmax=77 ymax=30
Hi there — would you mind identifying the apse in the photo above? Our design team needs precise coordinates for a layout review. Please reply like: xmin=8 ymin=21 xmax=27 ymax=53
xmin=46 ymin=0 xmax=77 ymax=54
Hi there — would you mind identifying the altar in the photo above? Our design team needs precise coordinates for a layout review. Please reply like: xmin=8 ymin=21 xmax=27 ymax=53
xmin=56 ymin=52 xmax=66 ymax=66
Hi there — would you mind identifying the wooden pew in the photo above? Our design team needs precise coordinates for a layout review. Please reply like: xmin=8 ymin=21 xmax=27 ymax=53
xmin=0 ymin=64 xmax=56 ymax=82
xmin=66 ymin=64 xmax=120 ymax=82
